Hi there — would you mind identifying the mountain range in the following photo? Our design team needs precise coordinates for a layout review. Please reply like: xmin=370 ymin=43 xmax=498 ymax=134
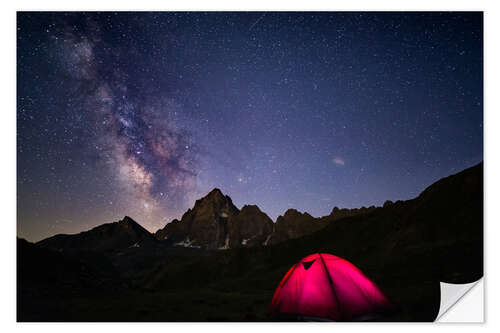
xmin=37 ymin=188 xmax=378 ymax=252
xmin=18 ymin=162 xmax=483 ymax=322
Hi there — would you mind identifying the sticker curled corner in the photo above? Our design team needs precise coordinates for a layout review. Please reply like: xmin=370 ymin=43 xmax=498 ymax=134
xmin=436 ymin=279 xmax=483 ymax=322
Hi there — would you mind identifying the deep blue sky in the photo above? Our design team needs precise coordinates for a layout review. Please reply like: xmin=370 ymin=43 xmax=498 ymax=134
xmin=17 ymin=12 xmax=483 ymax=241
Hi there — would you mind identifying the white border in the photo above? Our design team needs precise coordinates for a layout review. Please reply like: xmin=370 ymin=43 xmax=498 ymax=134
xmin=2 ymin=1 xmax=498 ymax=332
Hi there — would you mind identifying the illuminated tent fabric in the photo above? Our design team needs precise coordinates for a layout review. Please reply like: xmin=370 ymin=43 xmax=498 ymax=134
xmin=268 ymin=253 xmax=391 ymax=321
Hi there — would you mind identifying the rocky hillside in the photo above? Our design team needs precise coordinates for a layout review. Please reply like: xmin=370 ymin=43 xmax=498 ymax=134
xmin=35 ymin=190 xmax=380 ymax=252
xmin=154 ymin=189 xmax=275 ymax=249
xmin=266 ymin=209 xmax=321 ymax=245
xmin=37 ymin=216 xmax=156 ymax=252
xmin=154 ymin=189 xmax=376 ymax=249
xmin=154 ymin=188 xmax=240 ymax=249
xmin=227 ymin=205 xmax=274 ymax=248
xmin=33 ymin=162 xmax=484 ymax=255
xmin=266 ymin=206 xmax=376 ymax=245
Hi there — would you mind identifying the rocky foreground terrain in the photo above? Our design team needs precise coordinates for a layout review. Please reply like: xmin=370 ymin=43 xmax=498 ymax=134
xmin=18 ymin=162 xmax=483 ymax=321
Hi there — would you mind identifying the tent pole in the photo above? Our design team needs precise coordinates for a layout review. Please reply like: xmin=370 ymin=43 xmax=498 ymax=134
xmin=318 ymin=253 xmax=344 ymax=320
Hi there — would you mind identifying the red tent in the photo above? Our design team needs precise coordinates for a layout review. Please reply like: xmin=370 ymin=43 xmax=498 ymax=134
xmin=268 ymin=253 xmax=392 ymax=321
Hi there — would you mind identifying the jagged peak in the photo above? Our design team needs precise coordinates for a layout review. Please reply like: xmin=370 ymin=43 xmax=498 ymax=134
xmin=206 ymin=187 xmax=225 ymax=198
xmin=330 ymin=206 xmax=347 ymax=215
xmin=210 ymin=187 xmax=223 ymax=193
xmin=118 ymin=216 xmax=144 ymax=228
xmin=194 ymin=188 xmax=232 ymax=205
xmin=116 ymin=216 xmax=151 ymax=234
xmin=119 ymin=216 xmax=137 ymax=224
xmin=192 ymin=188 xmax=238 ymax=211
xmin=284 ymin=208 xmax=299 ymax=215
xmin=276 ymin=209 xmax=314 ymax=223
xmin=283 ymin=208 xmax=302 ymax=217
xmin=240 ymin=204 xmax=262 ymax=213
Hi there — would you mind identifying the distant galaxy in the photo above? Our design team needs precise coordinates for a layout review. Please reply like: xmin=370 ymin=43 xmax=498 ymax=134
xmin=56 ymin=21 xmax=199 ymax=211
xmin=17 ymin=12 xmax=483 ymax=241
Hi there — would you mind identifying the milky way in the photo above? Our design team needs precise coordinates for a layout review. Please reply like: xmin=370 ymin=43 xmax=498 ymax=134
xmin=54 ymin=18 xmax=200 ymax=223
xmin=17 ymin=12 xmax=483 ymax=241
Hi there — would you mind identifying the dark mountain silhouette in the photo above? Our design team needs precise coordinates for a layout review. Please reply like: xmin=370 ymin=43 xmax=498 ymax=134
xmin=154 ymin=191 xmax=277 ymax=249
xmin=17 ymin=162 xmax=483 ymax=321
xmin=265 ymin=206 xmax=378 ymax=245
xmin=154 ymin=189 xmax=378 ymax=249
xmin=154 ymin=188 xmax=240 ymax=248
xmin=37 ymin=216 xmax=156 ymax=252
xmin=267 ymin=209 xmax=321 ymax=244
xmin=227 ymin=205 xmax=274 ymax=248
xmin=35 ymin=188 xmax=383 ymax=252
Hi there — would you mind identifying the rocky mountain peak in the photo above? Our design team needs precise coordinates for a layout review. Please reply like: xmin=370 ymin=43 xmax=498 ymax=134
xmin=329 ymin=206 xmax=377 ymax=220
xmin=37 ymin=216 xmax=155 ymax=252
xmin=154 ymin=188 xmax=239 ymax=248
xmin=227 ymin=204 xmax=273 ymax=248
xmin=283 ymin=208 xmax=299 ymax=217
xmin=200 ymin=188 xmax=229 ymax=204
xmin=191 ymin=188 xmax=239 ymax=216
xmin=383 ymin=200 xmax=394 ymax=208
xmin=117 ymin=216 xmax=151 ymax=235
xmin=266 ymin=208 xmax=322 ymax=245
xmin=119 ymin=216 xmax=139 ymax=227
xmin=282 ymin=209 xmax=312 ymax=220
xmin=240 ymin=205 xmax=262 ymax=214
xmin=206 ymin=187 xmax=224 ymax=198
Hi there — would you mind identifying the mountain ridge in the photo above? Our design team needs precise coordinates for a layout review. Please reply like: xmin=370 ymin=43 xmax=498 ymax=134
xmin=34 ymin=162 xmax=483 ymax=252
xmin=37 ymin=215 xmax=157 ymax=252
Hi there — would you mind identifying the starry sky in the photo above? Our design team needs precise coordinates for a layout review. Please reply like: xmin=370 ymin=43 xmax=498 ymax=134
xmin=17 ymin=12 xmax=483 ymax=242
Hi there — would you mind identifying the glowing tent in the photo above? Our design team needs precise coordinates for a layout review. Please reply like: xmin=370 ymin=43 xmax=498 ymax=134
xmin=268 ymin=253 xmax=392 ymax=321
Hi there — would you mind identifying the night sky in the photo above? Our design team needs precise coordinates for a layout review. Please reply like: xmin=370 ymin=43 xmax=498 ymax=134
xmin=17 ymin=12 xmax=483 ymax=242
